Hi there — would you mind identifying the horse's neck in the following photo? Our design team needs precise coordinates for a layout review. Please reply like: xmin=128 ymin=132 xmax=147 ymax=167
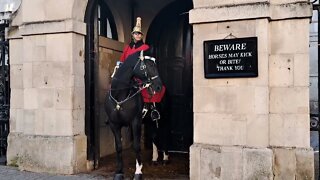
xmin=111 ymin=63 xmax=134 ymax=98
xmin=112 ymin=61 xmax=134 ymax=84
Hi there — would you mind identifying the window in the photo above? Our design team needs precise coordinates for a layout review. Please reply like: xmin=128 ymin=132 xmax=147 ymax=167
xmin=98 ymin=0 xmax=118 ymax=40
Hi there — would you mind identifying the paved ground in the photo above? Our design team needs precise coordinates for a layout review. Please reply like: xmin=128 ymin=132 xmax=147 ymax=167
xmin=0 ymin=165 xmax=188 ymax=180
xmin=0 ymin=149 xmax=189 ymax=180
xmin=0 ymin=165 xmax=109 ymax=180
xmin=95 ymin=149 xmax=189 ymax=179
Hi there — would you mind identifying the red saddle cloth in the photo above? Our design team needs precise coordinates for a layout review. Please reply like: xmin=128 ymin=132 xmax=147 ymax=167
xmin=141 ymin=86 xmax=166 ymax=103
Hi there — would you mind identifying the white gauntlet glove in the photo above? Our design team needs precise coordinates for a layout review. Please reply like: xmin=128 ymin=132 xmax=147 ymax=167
xmin=111 ymin=61 xmax=122 ymax=78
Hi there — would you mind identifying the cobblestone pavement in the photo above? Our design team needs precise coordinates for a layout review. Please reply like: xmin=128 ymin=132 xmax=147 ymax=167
xmin=0 ymin=165 xmax=110 ymax=180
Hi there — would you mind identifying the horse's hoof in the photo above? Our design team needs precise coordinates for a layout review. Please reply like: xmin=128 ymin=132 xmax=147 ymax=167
xmin=163 ymin=160 xmax=170 ymax=166
xmin=151 ymin=160 xmax=158 ymax=166
xmin=134 ymin=174 xmax=143 ymax=180
xmin=114 ymin=173 xmax=124 ymax=180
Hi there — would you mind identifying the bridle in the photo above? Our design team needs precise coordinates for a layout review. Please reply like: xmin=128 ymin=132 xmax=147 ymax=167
xmin=133 ymin=53 xmax=159 ymax=82
xmin=109 ymin=51 xmax=159 ymax=111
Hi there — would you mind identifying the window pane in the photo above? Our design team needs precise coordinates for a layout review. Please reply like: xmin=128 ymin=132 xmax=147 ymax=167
xmin=98 ymin=5 xmax=101 ymax=19
xmin=107 ymin=18 xmax=112 ymax=39
xmin=98 ymin=20 xmax=101 ymax=35
xmin=97 ymin=1 xmax=118 ymax=40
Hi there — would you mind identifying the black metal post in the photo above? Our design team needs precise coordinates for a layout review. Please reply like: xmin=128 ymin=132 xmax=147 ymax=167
xmin=318 ymin=7 xmax=320 ymax=180
xmin=310 ymin=1 xmax=320 ymax=178
xmin=0 ymin=23 xmax=9 ymax=165
xmin=84 ymin=0 xmax=99 ymax=169
xmin=0 ymin=28 xmax=4 ymax=158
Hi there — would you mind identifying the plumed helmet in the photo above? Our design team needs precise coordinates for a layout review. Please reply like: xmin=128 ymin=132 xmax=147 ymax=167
xmin=132 ymin=17 xmax=143 ymax=34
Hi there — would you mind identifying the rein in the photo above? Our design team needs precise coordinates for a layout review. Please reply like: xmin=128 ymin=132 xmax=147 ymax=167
xmin=109 ymin=82 xmax=151 ymax=111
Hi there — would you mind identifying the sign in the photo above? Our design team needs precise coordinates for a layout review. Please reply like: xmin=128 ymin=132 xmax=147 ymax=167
xmin=204 ymin=37 xmax=258 ymax=78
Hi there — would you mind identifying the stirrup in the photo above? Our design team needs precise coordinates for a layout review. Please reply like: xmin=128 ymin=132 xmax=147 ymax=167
xmin=151 ymin=103 xmax=160 ymax=121
xmin=151 ymin=108 xmax=160 ymax=121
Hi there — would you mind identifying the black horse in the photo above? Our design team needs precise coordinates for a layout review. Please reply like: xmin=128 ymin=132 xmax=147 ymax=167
xmin=105 ymin=51 xmax=163 ymax=180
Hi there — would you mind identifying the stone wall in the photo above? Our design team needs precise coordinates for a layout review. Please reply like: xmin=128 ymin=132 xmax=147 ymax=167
xmin=190 ymin=0 xmax=314 ymax=179
xmin=7 ymin=0 xmax=88 ymax=174
xmin=191 ymin=144 xmax=313 ymax=180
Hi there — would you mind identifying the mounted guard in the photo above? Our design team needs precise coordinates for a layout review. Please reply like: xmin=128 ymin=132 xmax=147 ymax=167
xmin=105 ymin=17 xmax=164 ymax=180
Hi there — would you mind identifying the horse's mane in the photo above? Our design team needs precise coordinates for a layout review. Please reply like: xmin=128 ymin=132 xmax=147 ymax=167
xmin=123 ymin=51 xmax=140 ymax=67
xmin=111 ymin=51 xmax=143 ymax=90
xmin=114 ymin=49 xmax=152 ymax=77
xmin=112 ymin=52 xmax=138 ymax=78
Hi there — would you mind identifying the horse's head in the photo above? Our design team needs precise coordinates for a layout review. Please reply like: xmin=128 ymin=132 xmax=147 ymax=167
xmin=132 ymin=51 xmax=163 ymax=94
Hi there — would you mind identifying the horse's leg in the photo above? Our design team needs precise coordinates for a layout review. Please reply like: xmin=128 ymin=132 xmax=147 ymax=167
xmin=132 ymin=117 xmax=143 ymax=180
xmin=151 ymin=119 xmax=159 ymax=165
xmin=152 ymin=142 xmax=159 ymax=163
xmin=110 ymin=124 xmax=124 ymax=179
xmin=162 ymin=121 xmax=170 ymax=165
xmin=162 ymin=127 xmax=169 ymax=164
xmin=163 ymin=151 xmax=169 ymax=165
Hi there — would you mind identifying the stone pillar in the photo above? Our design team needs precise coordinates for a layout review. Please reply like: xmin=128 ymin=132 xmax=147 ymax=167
xmin=190 ymin=1 xmax=314 ymax=179
xmin=7 ymin=0 xmax=89 ymax=174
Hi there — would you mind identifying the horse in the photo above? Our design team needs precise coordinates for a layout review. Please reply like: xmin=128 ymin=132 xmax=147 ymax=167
xmin=105 ymin=50 xmax=163 ymax=180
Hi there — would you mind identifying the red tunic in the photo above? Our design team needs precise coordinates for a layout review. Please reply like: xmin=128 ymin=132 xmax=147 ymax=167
xmin=120 ymin=42 xmax=165 ymax=103
xmin=120 ymin=43 xmax=150 ymax=62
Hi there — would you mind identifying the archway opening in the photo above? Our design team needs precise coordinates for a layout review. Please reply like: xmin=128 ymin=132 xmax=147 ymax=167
xmin=145 ymin=0 xmax=193 ymax=153
xmin=85 ymin=0 xmax=125 ymax=169
xmin=85 ymin=0 xmax=193 ymax=178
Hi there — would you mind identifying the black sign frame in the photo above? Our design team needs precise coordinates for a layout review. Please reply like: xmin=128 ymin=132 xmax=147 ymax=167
xmin=204 ymin=37 xmax=258 ymax=78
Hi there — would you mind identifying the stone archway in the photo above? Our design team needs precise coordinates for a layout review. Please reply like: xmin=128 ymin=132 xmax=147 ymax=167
xmin=82 ymin=0 xmax=195 ymax=176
